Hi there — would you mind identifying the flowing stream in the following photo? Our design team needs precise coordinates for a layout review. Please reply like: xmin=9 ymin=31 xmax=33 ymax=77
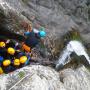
xmin=56 ymin=40 xmax=90 ymax=70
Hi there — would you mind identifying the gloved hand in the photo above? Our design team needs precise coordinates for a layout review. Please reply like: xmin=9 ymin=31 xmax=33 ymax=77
xmin=15 ymin=43 xmax=19 ymax=46
xmin=6 ymin=40 xmax=10 ymax=44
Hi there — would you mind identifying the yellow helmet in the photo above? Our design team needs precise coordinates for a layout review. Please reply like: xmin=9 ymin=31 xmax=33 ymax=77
xmin=0 ymin=67 xmax=3 ymax=74
xmin=7 ymin=47 xmax=15 ymax=55
xmin=0 ymin=42 xmax=6 ymax=48
xmin=3 ymin=60 xmax=11 ymax=66
xmin=20 ymin=56 xmax=27 ymax=64
xmin=14 ymin=59 xmax=20 ymax=66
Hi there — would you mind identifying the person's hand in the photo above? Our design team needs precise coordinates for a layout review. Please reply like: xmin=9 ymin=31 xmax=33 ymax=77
xmin=16 ymin=50 xmax=21 ymax=52
xmin=15 ymin=43 xmax=19 ymax=46
xmin=6 ymin=40 xmax=10 ymax=44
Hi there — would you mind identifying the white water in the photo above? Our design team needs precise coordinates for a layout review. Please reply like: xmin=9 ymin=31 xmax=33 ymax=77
xmin=56 ymin=40 xmax=90 ymax=69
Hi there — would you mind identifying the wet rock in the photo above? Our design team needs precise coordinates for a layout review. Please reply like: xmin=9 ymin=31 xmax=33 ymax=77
xmin=59 ymin=65 xmax=90 ymax=90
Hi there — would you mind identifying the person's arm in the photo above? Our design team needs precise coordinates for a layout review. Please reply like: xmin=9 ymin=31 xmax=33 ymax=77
xmin=6 ymin=40 xmax=10 ymax=44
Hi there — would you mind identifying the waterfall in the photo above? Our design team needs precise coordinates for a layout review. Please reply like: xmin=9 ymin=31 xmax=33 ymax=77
xmin=56 ymin=40 xmax=90 ymax=70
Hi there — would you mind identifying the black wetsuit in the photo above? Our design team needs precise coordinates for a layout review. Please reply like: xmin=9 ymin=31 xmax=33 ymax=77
xmin=0 ymin=25 xmax=25 ymax=42
xmin=25 ymin=31 xmax=40 ymax=48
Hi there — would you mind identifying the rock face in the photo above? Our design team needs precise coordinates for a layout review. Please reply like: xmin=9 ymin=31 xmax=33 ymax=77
xmin=3 ymin=0 xmax=77 ymax=35
xmin=0 ymin=65 xmax=90 ymax=90
xmin=57 ymin=0 xmax=90 ymax=43
xmin=0 ymin=65 xmax=65 ymax=90
xmin=3 ymin=0 xmax=90 ymax=38
xmin=59 ymin=65 xmax=90 ymax=90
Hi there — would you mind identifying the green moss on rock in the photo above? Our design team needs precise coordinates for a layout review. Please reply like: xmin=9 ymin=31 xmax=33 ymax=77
xmin=18 ymin=71 xmax=25 ymax=78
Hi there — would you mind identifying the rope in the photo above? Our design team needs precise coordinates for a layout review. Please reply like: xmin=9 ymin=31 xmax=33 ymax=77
xmin=8 ymin=73 xmax=33 ymax=90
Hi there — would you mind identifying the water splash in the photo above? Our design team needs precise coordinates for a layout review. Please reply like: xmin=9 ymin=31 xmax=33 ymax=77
xmin=56 ymin=40 xmax=90 ymax=70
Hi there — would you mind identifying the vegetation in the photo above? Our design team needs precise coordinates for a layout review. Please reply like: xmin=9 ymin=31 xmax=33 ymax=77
xmin=22 ymin=0 xmax=28 ymax=4
xmin=18 ymin=71 xmax=25 ymax=78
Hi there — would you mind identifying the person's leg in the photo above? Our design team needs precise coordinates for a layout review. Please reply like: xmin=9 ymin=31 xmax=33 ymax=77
xmin=0 ymin=26 xmax=25 ymax=42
